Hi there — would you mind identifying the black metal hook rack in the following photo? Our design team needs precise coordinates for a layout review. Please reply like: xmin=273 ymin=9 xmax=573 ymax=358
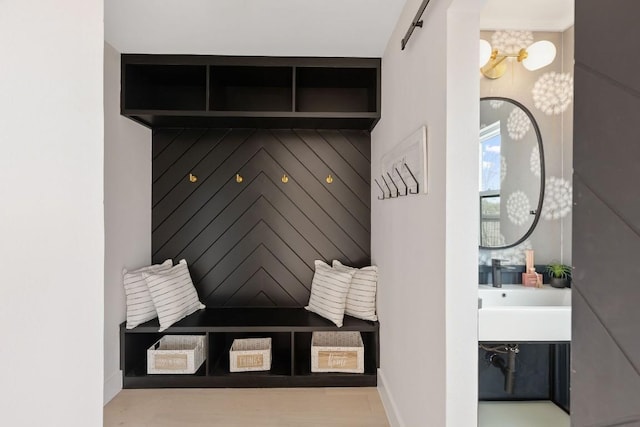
xmin=375 ymin=163 xmax=420 ymax=200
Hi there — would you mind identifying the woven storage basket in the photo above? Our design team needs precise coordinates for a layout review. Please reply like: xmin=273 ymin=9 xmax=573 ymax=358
xmin=311 ymin=331 xmax=364 ymax=373
xmin=229 ymin=337 xmax=272 ymax=372
xmin=147 ymin=335 xmax=206 ymax=374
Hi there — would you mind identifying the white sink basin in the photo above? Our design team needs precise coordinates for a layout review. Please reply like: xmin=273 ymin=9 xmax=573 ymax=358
xmin=478 ymin=285 xmax=571 ymax=342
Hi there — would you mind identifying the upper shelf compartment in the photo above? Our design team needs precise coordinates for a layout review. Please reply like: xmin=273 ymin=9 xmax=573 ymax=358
xmin=210 ymin=66 xmax=293 ymax=112
xmin=124 ymin=64 xmax=207 ymax=111
xmin=121 ymin=55 xmax=380 ymax=130
xmin=296 ymin=67 xmax=377 ymax=113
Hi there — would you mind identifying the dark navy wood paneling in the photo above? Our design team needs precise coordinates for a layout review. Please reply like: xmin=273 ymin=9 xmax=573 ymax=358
xmin=575 ymin=0 xmax=640 ymax=94
xmin=573 ymin=67 xmax=640 ymax=235
xmin=573 ymin=178 xmax=640 ymax=366
xmin=152 ymin=129 xmax=371 ymax=307
xmin=572 ymin=288 xmax=640 ymax=426
xmin=573 ymin=1 xmax=640 ymax=424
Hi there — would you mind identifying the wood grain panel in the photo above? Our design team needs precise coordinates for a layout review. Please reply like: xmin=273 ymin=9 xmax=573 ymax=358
xmin=152 ymin=128 xmax=256 ymax=230
xmin=152 ymin=129 xmax=205 ymax=182
xmin=573 ymin=178 xmax=640 ymax=368
xmin=575 ymin=0 xmax=640 ymax=94
xmin=152 ymin=129 xmax=371 ymax=307
xmin=152 ymin=129 xmax=229 ymax=205
xmin=573 ymin=67 xmax=640 ymax=234
xmin=151 ymin=128 xmax=182 ymax=160
xmin=572 ymin=288 xmax=640 ymax=426
xmin=573 ymin=1 xmax=640 ymax=423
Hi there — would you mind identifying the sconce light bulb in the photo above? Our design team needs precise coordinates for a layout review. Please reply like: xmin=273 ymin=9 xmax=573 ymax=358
xmin=522 ymin=40 xmax=556 ymax=71
xmin=479 ymin=39 xmax=492 ymax=68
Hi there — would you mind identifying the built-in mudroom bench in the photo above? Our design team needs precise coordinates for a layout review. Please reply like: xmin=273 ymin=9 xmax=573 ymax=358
xmin=119 ymin=54 xmax=380 ymax=389
xmin=120 ymin=308 xmax=379 ymax=388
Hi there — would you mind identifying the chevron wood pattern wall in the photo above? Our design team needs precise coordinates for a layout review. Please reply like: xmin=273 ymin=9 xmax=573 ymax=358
xmin=152 ymin=128 xmax=371 ymax=307
xmin=573 ymin=1 xmax=640 ymax=424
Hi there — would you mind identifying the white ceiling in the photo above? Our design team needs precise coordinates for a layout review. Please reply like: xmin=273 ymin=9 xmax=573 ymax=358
xmin=105 ymin=0 xmax=574 ymax=57
xmin=105 ymin=0 xmax=407 ymax=57
xmin=480 ymin=0 xmax=574 ymax=32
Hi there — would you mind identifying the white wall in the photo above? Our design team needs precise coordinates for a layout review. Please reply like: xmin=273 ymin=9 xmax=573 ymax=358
xmin=0 ymin=1 xmax=104 ymax=425
xmin=373 ymin=0 xmax=482 ymax=425
xmin=103 ymin=42 xmax=152 ymax=404
xmin=445 ymin=2 xmax=485 ymax=425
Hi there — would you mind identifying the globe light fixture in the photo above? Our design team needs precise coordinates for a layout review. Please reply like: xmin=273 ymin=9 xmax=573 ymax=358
xmin=480 ymin=38 xmax=556 ymax=79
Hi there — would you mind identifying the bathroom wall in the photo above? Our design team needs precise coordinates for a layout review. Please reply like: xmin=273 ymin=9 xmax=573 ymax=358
xmin=479 ymin=28 xmax=574 ymax=267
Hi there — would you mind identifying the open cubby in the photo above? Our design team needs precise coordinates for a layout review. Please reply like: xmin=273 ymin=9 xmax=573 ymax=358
xmin=121 ymin=55 xmax=380 ymax=129
xmin=293 ymin=332 xmax=313 ymax=376
xmin=209 ymin=66 xmax=293 ymax=112
xmin=122 ymin=332 xmax=163 ymax=376
xmin=293 ymin=331 xmax=378 ymax=377
xmin=121 ymin=332 xmax=208 ymax=381
xmin=124 ymin=64 xmax=207 ymax=111
xmin=209 ymin=332 xmax=292 ymax=377
xmin=295 ymin=67 xmax=377 ymax=113
xmin=120 ymin=308 xmax=378 ymax=388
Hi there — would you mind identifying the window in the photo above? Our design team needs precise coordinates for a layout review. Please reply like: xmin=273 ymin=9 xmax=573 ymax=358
xmin=479 ymin=121 xmax=503 ymax=246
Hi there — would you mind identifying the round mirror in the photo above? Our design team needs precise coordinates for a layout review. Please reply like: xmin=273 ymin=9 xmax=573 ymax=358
xmin=479 ymin=97 xmax=545 ymax=249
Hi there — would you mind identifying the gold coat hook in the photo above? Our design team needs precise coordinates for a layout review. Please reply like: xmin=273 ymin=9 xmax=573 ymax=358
xmin=326 ymin=174 xmax=334 ymax=184
xmin=281 ymin=174 xmax=289 ymax=184
xmin=236 ymin=174 xmax=243 ymax=183
xmin=189 ymin=173 xmax=198 ymax=183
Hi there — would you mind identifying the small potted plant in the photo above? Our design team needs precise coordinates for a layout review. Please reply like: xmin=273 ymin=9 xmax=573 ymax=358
xmin=546 ymin=263 xmax=572 ymax=288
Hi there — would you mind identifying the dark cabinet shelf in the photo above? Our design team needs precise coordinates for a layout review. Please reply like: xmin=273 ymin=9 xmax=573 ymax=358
xmin=210 ymin=352 xmax=292 ymax=378
xmin=210 ymin=66 xmax=293 ymax=112
xmin=209 ymin=331 xmax=292 ymax=376
xmin=120 ymin=308 xmax=379 ymax=389
xmin=127 ymin=361 xmax=208 ymax=378
xmin=295 ymin=67 xmax=377 ymax=113
xmin=124 ymin=64 xmax=207 ymax=111
xmin=121 ymin=55 xmax=380 ymax=130
xmin=124 ymin=110 xmax=379 ymax=130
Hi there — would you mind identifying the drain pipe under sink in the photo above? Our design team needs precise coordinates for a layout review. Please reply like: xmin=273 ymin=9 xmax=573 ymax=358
xmin=483 ymin=344 xmax=519 ymax=394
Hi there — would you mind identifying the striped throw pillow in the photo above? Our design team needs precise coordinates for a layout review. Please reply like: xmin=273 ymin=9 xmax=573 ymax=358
xmin=332 ymin=260 xmax=378 ymax=321
xmin=123 ymin=259 xmax=172 ymax=329
xmin=305 ymin=260 xmax=354 ymax=327
xmin=143 ymin=259 xmax=205 ymax=332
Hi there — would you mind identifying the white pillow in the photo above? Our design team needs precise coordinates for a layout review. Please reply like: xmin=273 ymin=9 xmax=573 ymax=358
xmin=332 ymin=260 xmax=378 ymax=321
xmin=305 ymin=260 xmax=354 ymax=327
xmin=123 ymin=259 xmax=173 ymax=329
xmin=143 ymin=259 xmax=205 ymax=332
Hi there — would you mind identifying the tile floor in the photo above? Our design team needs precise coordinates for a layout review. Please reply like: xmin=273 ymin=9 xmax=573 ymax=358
xmin=479 ymin=401 xmax=570 ymax=427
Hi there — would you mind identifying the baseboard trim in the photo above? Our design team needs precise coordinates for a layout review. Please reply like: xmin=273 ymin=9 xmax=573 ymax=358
xmin=104 ymin=370 xmax=122 ymax=405
xmin=377 ymin=369 xmax=405 ymax=427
